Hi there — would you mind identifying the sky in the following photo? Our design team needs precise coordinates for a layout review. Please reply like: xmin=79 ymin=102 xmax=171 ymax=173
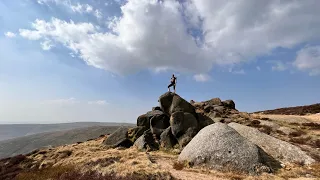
xmin=0 ymin=0 xmax=319 ymax=124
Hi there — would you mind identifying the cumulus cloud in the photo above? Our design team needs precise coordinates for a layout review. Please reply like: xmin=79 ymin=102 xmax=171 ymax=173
xmin=40 ymin=39 xmax=54 ymax=50
xmin=193 ymin=73 xmax=211 ymax=82
xmin=293 ymin=45 xmax=320 ymax=76
xmin=19 ymin=0 xmax=320 ymax=75
xmin=4 ymin=32 xmax=16 ymax=38
xmin=88 ymin=100 xmax=108 ymax=105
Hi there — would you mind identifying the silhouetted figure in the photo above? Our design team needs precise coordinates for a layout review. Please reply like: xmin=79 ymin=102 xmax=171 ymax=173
xmin=168 ymin=74 xmax=177 ymax=93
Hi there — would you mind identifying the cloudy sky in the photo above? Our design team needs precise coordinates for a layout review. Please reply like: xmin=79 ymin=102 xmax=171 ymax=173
xmin=1 ymin=0 xmax=320 ymax=124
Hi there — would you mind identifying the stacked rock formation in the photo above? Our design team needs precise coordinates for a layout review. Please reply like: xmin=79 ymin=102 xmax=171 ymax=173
xmin=102 ymin=92 xmax=240 ymax=151
xmin=102 ymin=92 xmax=315 ymax=174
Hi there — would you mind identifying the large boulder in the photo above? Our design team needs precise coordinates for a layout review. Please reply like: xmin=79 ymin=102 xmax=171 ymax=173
xmin=127 ymin=126 xmax=148 ymax=143
xmin=197 ymin=113 xmax=214 ymax=129
xmin=150 ymin=114 xmax=170 ymax=138
xmin=159 ymin=92 xmax=197 ymax=118
xmin=208 ymin=98 xmax=223 ymax=106
xmin=222 ymin=100 xmax=236 ymax=109
xmin=228 ymin=123 xmax=315 ymax=165
xmin=152 ymin=106 xmax=162 ymax=111
xmin=178 ymin=123 xmax=272 ymax=174
xmin=136 ymin=110 xmax=163 ymax=128
xmin=170 ymin=111 xmax=199 ymax=147
xmin=178 ymin=123 xmax=270 ymax=174
xmin=102 ymin=127 xmax=133 ymax=148
xmin=134 ymin=130 xmax=159 ymax=151
xmin=160 ymin=127 xmax=178 ymax=149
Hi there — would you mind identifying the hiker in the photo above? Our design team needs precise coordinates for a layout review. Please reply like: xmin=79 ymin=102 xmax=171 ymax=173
xmin=168 ymin=74 xmax=177 ymax=93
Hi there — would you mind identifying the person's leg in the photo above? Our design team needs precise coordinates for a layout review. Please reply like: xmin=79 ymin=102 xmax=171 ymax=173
xmin=173 ymin=84 xmax=176 ymax=93
xmin=168 ymin=83 xmax=173 ymax=92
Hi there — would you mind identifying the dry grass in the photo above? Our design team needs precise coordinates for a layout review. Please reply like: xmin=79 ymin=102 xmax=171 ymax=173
xmin=2 ymin=129 xmax=320 ymax=180
xmin=172 ymin=161 xmax=185 ymax=170
xmin=288 ymin=130 xmax=306 ymax=137
xmin=274 ymin=162 xmax=320 ymax=179
xmin=16 ymin=165 xmax=173 ymax=180
xmin=289 ymin=136 xmax=312 ymax=145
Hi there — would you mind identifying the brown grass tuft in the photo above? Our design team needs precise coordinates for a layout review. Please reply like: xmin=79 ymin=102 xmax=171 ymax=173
xmin=301 ymin=122 xmax=320 ymax=130
xmin=172 ymin=161 xmax=185 ymax=170
xmin=289 ymin=136 xmax=311 ymax=145
xmin=288 ymin=130 xmax=306 ymax=137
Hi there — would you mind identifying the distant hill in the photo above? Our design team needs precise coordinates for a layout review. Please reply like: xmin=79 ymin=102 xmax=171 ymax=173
xmin=0 ymin=125 xmax=134 ymax=159
xmin=254 ymin=103 xmax=320 ymax=115
xmin=0 ymin=122 xmax=133 ymax=141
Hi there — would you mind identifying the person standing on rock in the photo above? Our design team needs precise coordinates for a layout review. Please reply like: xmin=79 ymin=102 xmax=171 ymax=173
xmin=168 ymin=74 xmax=177 ymax=93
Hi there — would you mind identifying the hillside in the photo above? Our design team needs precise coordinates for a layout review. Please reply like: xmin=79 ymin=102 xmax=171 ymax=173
xmin=0 ymin=122 xmax=133 ymax=141
xmin=0 ymin=125 xmax=133 ymax=159
xmin=0 ymin=92 xmax=319 ymax=180
xmin=254 ymin=103 xmax=320 ymax=115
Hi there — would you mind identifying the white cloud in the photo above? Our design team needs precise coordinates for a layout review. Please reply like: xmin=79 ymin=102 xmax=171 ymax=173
xmin=232 ymin=69 xmax=246 ymax=74
xmin=228 ymin=68 xmax=246 ymax=74
xmin=94 ymin=9 xmax=102 ymax=19
xmin=193 ymin=73 xmax=211 ymax=82
xmin=88 ymin=100 xmax=108 ymax=105
xmin=40 ymin=39 xmax=54 ymax=50
xmin=293 ymin=45 xmax=320 ymax=76
xmin=4 ymin=32 xmax=16 ymax=38
xmin=19 ymin=0 xmax=320 ymax=75
xmin=43 ymin=97 xmax=79 ymax=105
xmin=269 ymin=61 xmax=288 ymax=71
xmin=256 ymin=66 xmax=261 ymax=71
xmin=71 ymin=3 xmax=93 ymax=13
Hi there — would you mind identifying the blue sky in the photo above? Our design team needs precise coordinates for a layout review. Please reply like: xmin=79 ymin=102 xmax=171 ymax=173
xmin=0 ymin=0 xmax=320 ymax=124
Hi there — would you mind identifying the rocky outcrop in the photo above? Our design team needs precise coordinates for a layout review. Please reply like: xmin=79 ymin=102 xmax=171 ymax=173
xmin=150 ymin=114 xmax=170 ymax=138
xmin=170 ymin=112 xmax=198 ymax=148
xmin=178 ymin=123 xmax=272 ymax=174
xmin=134 ymin=130 xmax=159 ymax=151
xmin=159 ymin=92 xmax=197 ymax=118
xmin=102 ymin=127 xmax=133 ymax=148
xmin=228 ymin=123 xmax=315 ymax=165
xmin=160 ymin=127 xmax=178 ymax=149
xmin=136 ymin=110 xmax=163 ymax=128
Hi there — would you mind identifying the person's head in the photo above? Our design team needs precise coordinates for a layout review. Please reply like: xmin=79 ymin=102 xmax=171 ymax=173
xmin=172 ymin=74 xmax=175 ymax=77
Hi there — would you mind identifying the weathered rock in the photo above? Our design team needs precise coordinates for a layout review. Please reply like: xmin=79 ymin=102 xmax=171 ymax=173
xmin=134 ymin=130 xmax=159 ymax=151
xmin=150 ymin=114 xmax=170 ymax=138
xmin=159 ymin=92 xmax=197 ymax=118
xmin=197 ymin=113 xmax=214 ymax=129
xmin=208 ymin=111 xmax=221 ymax=119
xmin=152 ymin=106 xmax=162 ymax=111
xmin=103 ymin=127 xmax=133 ymax=148
xmin=222 ymin=100 xmax=236 ymax=109
xmin=128 ymin=126 xmax=148 ymax=143
xmin=160 ymin=127 xmax=178 ymax=149
xmin=170 ymin=111 xmax=198 ymax=138
xmin=136 ymin=110 xmax=163 ymax=128
xmin=170 ymin=111 xmax=199 ymax=148
xmin=177 ymin=127 xmax=198 ymax=148
xmin=212 ymin=118 xmax=225 ymax=123
xmin=204 ymin=105 xmax=212 ymax=113
xmin=213 ymin=106 xmax=225 ymax=113
xmin=228 ymin=123 xmax=315 ymax=165
xmin=208 ymin=98 xmax=223 ymax=106
xmin=178 ymin=123 xmax=272 ymax=174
